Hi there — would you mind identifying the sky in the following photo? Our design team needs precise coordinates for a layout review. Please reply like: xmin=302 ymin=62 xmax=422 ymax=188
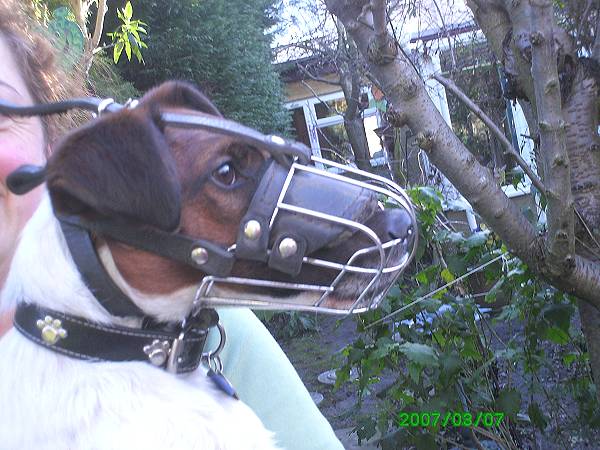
xmin=272 ymin=0 xmax=475 ymax=53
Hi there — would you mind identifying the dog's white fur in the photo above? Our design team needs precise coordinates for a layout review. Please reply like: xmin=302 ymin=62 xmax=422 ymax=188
xmin=0 ymin=195 xmax=279 ymax=449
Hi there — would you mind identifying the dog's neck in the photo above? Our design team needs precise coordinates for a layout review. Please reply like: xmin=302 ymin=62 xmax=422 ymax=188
xmin=1 ymin=195 xmax=197 ymax=327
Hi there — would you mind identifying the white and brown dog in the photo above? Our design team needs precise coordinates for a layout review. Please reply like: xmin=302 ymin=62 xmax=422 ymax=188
xmin=0 ymin=81 xmax=414 ymax=449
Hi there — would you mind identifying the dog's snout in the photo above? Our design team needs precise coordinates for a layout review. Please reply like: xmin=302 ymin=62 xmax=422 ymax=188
xmin=385 ymin=209 xmax=415 ymax=243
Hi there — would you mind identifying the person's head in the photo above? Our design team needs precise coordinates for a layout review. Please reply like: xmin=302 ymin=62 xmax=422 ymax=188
xmin=0 ymin=0 xmax=79 ymax=285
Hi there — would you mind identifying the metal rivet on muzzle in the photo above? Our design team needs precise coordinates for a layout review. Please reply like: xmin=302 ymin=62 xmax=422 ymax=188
xmin=243 ymin=220 xmax=262 ymax=241
xmin=191 ymin=247 xmax=209 ymax=265
xmin=278 ymin=238 xmax=298 ymax=258
xmin=270 ymin=135 xmax=286 ymax=146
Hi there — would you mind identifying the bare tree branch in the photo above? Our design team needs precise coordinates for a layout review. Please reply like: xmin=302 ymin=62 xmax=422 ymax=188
xmin=90 ymin=0 xmax=107 ymax=53
xmin=432 ymin=73 xmax=546 ymax=195
xmin=530 ymin=0 xmax=575 ymax=275
xmin=324 ymin=0 xmax=600 ymax=308
xmin=296 ymin=63 xmax=341 ymax=86
xmin=593 ymin=10 xmax=600 ymax=59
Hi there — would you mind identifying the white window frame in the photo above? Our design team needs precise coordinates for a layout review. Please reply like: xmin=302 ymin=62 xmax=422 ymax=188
xmin=285 ymin=90 xmax=387 ymax=170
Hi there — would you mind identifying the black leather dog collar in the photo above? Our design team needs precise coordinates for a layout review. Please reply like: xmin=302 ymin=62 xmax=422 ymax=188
xmin=13 ymin=303 xmax=218 ymax=374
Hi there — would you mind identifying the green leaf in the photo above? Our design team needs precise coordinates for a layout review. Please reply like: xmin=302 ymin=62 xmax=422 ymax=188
xmin=398 ymin=342 xmax=438 ymax=367
xmin=439 ymin=351 xmax=462 ymax=377
xmin=496 ymin=388 xmax=521 ymax=419
xmin=541 ymin=303 xmax=574 ymax=333
xmin=408 ymin=361 xmax=420 ymax=383
xmin=125 ymin=38 xmax=132 ymax=61
xmin=440 ymin=268 xmax=455 ymax=283
xmin=544 ymin=326 xmax=570 ymax=344
xmin=562 ymin=353 xmax=577 ymax=366
xmin=460 ymin=335 xmax=482 ymax=361
xmin=528 ymin=402 xmax=548 ymax=430
xmin=463 ymin=230 xmax=489 ymax=250
xmin=124 ymin=1 xmax=133 ymax=20
xmin=415 ymin=266 xmax=438 ymax=285
xmin=372 ymin=340 xmax=400 ymax=359
xmin=113 ymin=40 xmax=124 ymax=64
xmin=356 ymin=416 xmax=377 ymax=443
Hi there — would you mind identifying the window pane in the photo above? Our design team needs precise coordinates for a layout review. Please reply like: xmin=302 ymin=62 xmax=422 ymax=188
xmin=316 ymin=123 xmax=352 ymax=163
xmin=291 ymin=107 xmax=311 ymax=147
xmin=364 ymin=115 xmax=383 ymax=157
xmin=315 ymin=97 xmax=347 ymax=120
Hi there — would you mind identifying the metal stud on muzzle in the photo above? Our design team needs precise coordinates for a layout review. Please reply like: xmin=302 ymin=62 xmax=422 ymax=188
xmin=1 ymin=94 xmax=417 ymax=315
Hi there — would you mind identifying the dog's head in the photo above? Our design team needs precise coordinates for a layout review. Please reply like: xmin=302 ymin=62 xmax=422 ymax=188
xmin=43 ymin=81 xmax=416 ymax=315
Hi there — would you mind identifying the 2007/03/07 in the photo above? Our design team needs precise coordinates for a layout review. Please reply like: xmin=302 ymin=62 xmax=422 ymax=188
xmin=397 ymin=411 xmax=505 ymax=428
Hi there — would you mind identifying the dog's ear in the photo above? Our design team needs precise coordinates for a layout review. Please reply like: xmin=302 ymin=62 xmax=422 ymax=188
xmin=46 ymin=108 xmax=181 ymax=231
xmin=141 ymin=80 xmax=222 ymax=117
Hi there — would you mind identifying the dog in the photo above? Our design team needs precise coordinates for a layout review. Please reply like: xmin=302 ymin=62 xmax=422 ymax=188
xmin=0 ymin=81 xmax=414 ymax=449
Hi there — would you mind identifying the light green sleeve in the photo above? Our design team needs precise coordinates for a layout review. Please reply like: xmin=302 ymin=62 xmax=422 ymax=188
xmin=205 ymin=308 xmax=344 ymax=450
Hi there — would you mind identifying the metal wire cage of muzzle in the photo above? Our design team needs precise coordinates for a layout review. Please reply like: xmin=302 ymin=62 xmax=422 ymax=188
xmin=0 ymin=93 xmax=418 ymax=315
xmin=194 ymin=155 xmax=418 ymax=315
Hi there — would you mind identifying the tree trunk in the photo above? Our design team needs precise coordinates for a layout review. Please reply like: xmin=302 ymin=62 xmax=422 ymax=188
xmin=578 ymin=300 xmax=600 ymax=394
xmin=345 ymin=116 xmax=372 ymax=172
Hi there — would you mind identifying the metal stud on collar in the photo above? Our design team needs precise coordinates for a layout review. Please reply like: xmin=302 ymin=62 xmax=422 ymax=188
xmin=143 ymin=339 xmax=171 ymax=366
xmin=36 ymin=315 xmax=68 ymax=345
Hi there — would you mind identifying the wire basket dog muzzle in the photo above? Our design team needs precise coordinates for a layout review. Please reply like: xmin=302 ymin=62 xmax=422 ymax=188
xmin=2 ymin=95 xmax=417 ymax=315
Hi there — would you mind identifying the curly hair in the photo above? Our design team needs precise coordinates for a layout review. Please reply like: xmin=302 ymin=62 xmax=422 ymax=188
xmin=0 ymin=0 xmax=84 ymax=153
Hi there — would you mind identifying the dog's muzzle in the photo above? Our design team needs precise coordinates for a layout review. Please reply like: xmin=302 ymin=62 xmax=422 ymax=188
xmin=197 ymin=155 xmax=417 ymax=314
xmin=2 ymin=96 xmax=417 ymax=315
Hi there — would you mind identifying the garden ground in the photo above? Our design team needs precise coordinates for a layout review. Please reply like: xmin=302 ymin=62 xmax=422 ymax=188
xmin=272 ymin=312 xmax=600 ymax=449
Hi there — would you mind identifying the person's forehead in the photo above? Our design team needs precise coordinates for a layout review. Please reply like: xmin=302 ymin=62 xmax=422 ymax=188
xmin=0 ymin=34 xmax=33 ymax=104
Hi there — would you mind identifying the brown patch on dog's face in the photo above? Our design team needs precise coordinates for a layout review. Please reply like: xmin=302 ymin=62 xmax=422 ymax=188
xmin=107 ymin=112 xmax=269 ymax=295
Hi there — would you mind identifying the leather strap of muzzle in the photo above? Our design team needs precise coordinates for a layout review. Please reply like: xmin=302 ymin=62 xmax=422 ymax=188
xmin=60 ymin=216 xmax=236 ymax=277
xmin=235 ymin=161 xmax=379 ymax=276
xmin=60 ymin=219 xmax=145 ymax=318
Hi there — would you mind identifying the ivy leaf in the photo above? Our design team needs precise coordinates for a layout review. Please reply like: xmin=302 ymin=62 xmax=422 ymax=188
xmin=496 ymin=388 xmax=521 ymax=419
xmin=541 ymin=303 xmax=573 ymax=333
xmin=441 ymin=268 xmax=455 ymax=283
xmin=399 ymin=342 xmax=439 ymax=367
xmin=415 ymin=266 xmax=438 ymax=285
xmin=528 ymin=402 xmax=548 ymax=430
xmin=372 ymin=340 xmax=400 ymax=359
xmin=562 ymin=353 xmax=577 ymax=366
xmin=462 ymin=230 xmax=489 ymax=250
xmin=544 ymin=326 xmax=570 ymax=344
xmin=408 ymin=361 xmax=421 ymax=383
xmin=439 ymin=351 xmax=462 ymax=378
xmin=356 ymin=416 xmax=377 ymax=443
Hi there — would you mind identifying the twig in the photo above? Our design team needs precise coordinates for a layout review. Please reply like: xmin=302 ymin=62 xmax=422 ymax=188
xmin=296 ymin=63 xmax=341 ymax=87
xmin=366 ymin=252 xmax=507 ymax=328
xmin=575 ymin=208 xmax=600 ymax=253
xmin=432 ymin=73 xmax=546 ymax=196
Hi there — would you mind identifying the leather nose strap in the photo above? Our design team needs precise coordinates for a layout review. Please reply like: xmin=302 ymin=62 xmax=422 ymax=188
xmin=235 ymin=162 xmax=378 ymax=276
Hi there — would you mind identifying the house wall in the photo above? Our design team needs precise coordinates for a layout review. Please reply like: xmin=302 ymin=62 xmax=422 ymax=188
xmin=284 ymin=74 xmax=341 ymax=103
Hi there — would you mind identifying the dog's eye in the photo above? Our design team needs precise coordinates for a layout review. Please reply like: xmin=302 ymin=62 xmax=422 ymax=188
xmin=213 ymin=161 xmax=237 ymax=186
